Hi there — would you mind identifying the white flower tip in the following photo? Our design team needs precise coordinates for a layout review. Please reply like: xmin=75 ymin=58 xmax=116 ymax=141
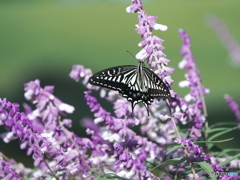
xmin=154 ymin=24 xmax=168 ymax=31
xmin=205 ymin=88 xmax=210 ymax=94
xmin=59 ymin=103 xmax=75 ymax=113
xmin=100 ymin=89 xmax=107 ymax=98
xmin=169 ymin=90 xmax=176 ymax=97
xmin=28 ymin=109 xmax=40 ymax=120
xmin=126 ymin=6 xmax=131 ymax=13
xmin=135 ymin=49 xmax=148 ymax=60
xmin=178 ymin=28 xmax=184 ymax=33
xmin=178 ymin=59 xmax=187 ymax=69
xmin=24 ymin=89 xmax=34 ymax=100
xmin=49 ymin=95 xmax=55 ymax=100
xmin=179 ymin=80 xmax=190 ymax=88
xmin=184 ymin=94 xmax=192 ymax=102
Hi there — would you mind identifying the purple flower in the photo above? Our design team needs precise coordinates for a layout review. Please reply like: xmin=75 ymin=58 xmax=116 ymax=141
xmin=69 ymin=65 xmax=98 ymax=90
xmin=225 ymin=95 xmax=240 ymax=127
xmin=24 ymin=80 xmax=74 ymax=132
xmin=1 ymin=87 xmax=100 ymax=179
xmin=126 ymin=0 xmax=142 ymax=13
xmin=207 ymin=15 xmax=240 ymax=66
xmin=0 ymin=158 xmax=24 ymax=180
xmin=177 ymin=137 xmax=210 ymax=162
xmin=0 ymin=98 xmax=60 ymax=177
xmin=178 ymin=29 xmax=209 ymax=140
xmin=114 ymin=99 xmax=132 ymax=118
xmin=84 ymin=91 xmax=167 ymax=179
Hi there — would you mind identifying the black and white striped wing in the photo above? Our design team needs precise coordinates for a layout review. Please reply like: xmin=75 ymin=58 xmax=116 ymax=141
xmin=89 ymin=65 xmax=137 ymax=92
xmin=142 ymin=67 xmax=171 ymax=100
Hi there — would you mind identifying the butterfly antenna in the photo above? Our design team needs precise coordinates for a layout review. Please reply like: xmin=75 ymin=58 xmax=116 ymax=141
xmin=127 ymin=51 xmax=138 ymax=62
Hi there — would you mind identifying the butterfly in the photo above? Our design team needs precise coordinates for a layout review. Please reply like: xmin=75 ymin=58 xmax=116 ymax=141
xmin=88 ymin=61 xmax=171 ymax=115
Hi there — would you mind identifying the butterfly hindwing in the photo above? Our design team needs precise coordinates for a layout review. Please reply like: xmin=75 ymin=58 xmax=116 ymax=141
xmin=143 ymin=67 xmax=171 ymax=99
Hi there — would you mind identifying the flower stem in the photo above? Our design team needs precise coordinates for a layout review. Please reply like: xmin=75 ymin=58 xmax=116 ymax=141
xmin=197 ymin=81 xmax=208 ymax=116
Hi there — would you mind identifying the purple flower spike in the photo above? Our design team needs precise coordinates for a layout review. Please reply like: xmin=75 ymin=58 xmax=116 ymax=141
xmin=24 ymin=80 xmax=74 ymax=132
xmin=0 ymin=158 xmax=24 ymax=180
xmin=69 ymin=65 xmax=97 ymax=90
xmin=178 ymin=29 xmax=209 ymax=140
xmin=126 ymin=0 xmax=174 ymax=88
xmin=177 ymin=137 xmax=210 ymax=162
xmin=225 ymin=95 xmax=240 ymax=128
xmin=126 ymin=0 xmax=143 ymax=13
xmin=207 ymin=15 xmax=240 ymax=66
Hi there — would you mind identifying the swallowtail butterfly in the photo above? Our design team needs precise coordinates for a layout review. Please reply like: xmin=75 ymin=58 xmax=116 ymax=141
xmin=89 ymin=61 xmax=171 ymax=115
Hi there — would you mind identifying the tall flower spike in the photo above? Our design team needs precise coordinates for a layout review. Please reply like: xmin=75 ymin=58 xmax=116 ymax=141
xmin=127 ymin=0 xmax=174 ymax=87
xmin=207 ymin=15 xmax=240 ymax=66
xmin=178 ymin=29 xmax=209 ymax=140
xmin=225 ymin=94 xmax=240 ymax=129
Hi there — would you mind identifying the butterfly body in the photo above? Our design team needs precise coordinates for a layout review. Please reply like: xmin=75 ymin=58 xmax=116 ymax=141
xmin=89 ymin=61 xmax=171 ymax=114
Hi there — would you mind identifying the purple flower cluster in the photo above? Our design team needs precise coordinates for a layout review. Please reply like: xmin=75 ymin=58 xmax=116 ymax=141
xmin=0 ymin=81 xmax=96 ymax=179
xmin=24 ymin=79 xmax=75 ymax=132
xmin=69 ymin=65 xmax=97 ymax=90
xmin=207 ymin=15 xmax=240 ymax=66
xmin=176 ymin=138 xmax=210 ymax=162
xmin=225 ymin=94 xmax=240 ymax=129
xmin=84 ymin=90 xmax=165 ymax=180
xmin=0 ymin=157 xmax=24 ymax=180
xmin=176 ymin=29 xmax=209 ymax=140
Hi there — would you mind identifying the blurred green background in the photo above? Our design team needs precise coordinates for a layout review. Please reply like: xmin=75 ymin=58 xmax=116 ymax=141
xmin=0 ymin=0 xmax=240 ymax=166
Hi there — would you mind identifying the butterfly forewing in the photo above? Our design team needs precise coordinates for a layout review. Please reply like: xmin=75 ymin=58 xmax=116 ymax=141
xmin=89 ymin=65 xmax=137 ymax=92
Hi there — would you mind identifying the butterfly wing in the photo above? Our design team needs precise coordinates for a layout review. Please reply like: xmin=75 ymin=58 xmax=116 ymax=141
xmin=89 ymin=65 xmax=137 ymax=92
xmin=143 ymin=67 xmax=171 ymax=99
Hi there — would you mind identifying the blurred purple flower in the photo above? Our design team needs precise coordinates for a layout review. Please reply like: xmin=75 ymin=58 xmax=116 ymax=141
xmin=176 ymin=137 xmax=210 ymax=162
xmin=207 ymin=15 xmax=240 ymax=66
xmin=225 ymin=94 xmax=240 ymax=129
xmin=69 ymin=65 xmax=98 ymax=90
xmin=0 ymin=158 xmax=24 ymax=180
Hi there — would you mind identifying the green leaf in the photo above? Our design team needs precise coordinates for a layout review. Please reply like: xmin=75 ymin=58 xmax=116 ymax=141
xmin=223 ymin=148 xmax=240 ymax=153
xmin=195 ymin=138 xmax=234 ymax=144
xmin=207 ymin=127 xmax=236 ymax=149
xmin=43 ymin=174 xmax=57 ymax=178
xmin=219 ymin=153 xmax=240 ymax=166
xmin=209 ymin=122 xmax=238 ymax=129
xmin=150 ymin=157 xmax=184 ymax=172
xmin=208 ymin=127 xmax=237 ymax=141
xmin=166 ymin=145 xmax=183 ymax=155
xmin=194 ymin=162 xmax=217 ymax=180
xmin=207 ymin=127 xmax=230 ymax=133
